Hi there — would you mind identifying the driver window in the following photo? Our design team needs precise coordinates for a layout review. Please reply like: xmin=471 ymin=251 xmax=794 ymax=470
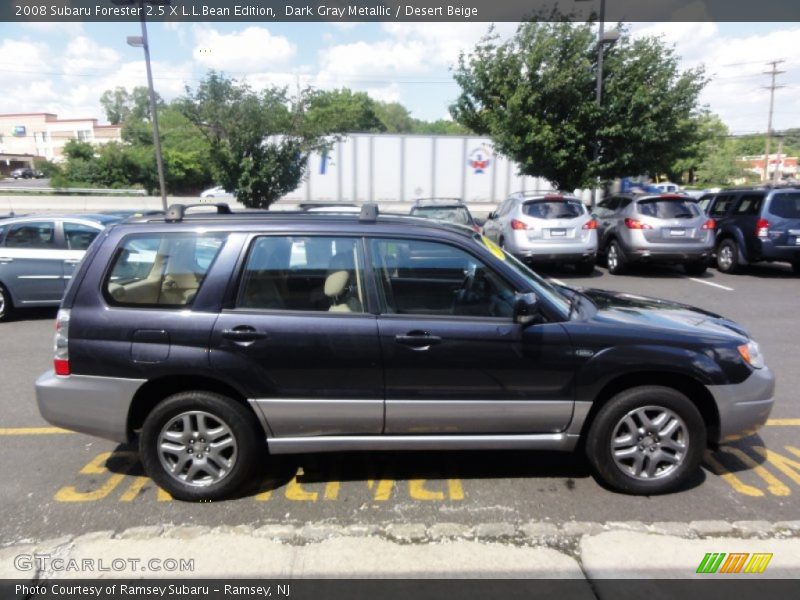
xmin=369 ymin=238 xmax=516 ymax=318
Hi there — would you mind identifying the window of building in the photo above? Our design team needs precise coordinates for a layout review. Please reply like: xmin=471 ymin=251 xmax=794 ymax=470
xmin=77 ymin=130 xmax=92 ymax=141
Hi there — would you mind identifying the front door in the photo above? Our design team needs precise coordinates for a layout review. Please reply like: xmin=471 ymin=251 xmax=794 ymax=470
xmin=369 ymin=237 xmax=574 ymax=435
xmin=210 ymin=235 xmax=383 ymax=437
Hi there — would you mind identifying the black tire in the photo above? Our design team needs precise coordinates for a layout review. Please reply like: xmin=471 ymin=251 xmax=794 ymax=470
xmin=792 ymin=262 xmax=800 ymax=276
xmin=715 ymin=239 xmax=740 ymax=274
xmin=0 ymin=283 xmax=13 ymax=322
xmin=140 ymin=391 xmax=264 ymax=501
xmin=605 ymin=240 xmax=627 ymax=275
xmin=683 ymin=261 xmax=708 ymax=276
xmin=574 ymin=260 xmax=596 ymax=276
xmin=585 ymin=385 xmax=706 ymax=495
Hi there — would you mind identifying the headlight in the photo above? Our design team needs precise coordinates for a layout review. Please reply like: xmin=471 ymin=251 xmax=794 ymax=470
xmin=738 ymin=340 xmax=765 ymax=369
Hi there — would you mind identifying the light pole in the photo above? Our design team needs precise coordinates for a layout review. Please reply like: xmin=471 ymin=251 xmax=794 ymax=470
xmin=576 ymin=0 xmax=619 ymax=208
xmin=112 ymin=0 xmax=169 ymax=210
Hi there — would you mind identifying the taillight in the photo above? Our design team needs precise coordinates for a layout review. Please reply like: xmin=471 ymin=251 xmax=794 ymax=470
xmin=756 ymin=218 xmax=769 ymax=238
xmin=53 ymin=309 xmax=71 ymax=376
xmin=702 ymin=218 xmax=716 ymax=230
xmin=472 ymin=224 xmax=481 ymax=233
xmin=510 ymin=219 xmax=529 ymax=230
xmin=582 ymin=219 xmax=598 ymax=230
xmin=624 ymin=218 xmax=653 ymax=230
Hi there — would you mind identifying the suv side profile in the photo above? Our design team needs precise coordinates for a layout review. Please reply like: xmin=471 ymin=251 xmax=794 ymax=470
xmin=707 ymin=187 xmax=800 ymax=275
xmin=482 ymin=192 xmax=598 ymax=274
xmin=595 ymin=193 xmax=715 ymax=275
xmin=36 ymin=204 xmax=774 ymax=500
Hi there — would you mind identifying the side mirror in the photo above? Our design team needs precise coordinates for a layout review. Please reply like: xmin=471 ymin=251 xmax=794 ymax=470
xmin=487 ymin=211 xmax=497 ymax=220
xmin=513 ymin=292 xmax=540 ymax=325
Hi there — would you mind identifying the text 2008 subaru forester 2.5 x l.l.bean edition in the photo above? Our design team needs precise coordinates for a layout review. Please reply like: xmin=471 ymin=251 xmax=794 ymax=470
xmin=35 ymin=204 xmax=775 ymax=500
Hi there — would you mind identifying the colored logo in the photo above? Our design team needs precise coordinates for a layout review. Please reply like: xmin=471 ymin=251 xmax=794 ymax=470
xmin=12 ymin=125 xmax=26 ymax=137
xmin=468 ymin=145 xmax=493 ymax=174
xmin=696 ymin=552 xmax=772 ymax=574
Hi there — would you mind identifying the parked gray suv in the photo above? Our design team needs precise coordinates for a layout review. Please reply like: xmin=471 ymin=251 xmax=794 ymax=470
xmin=595 ymin=193 xmax=715 ymax=275
xmin=482 ymin=192 xmax=598 ymax=274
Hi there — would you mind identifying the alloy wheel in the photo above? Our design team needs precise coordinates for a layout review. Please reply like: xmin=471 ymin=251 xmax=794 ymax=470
xmin=610 ymin=405 xmax=688 ymax=480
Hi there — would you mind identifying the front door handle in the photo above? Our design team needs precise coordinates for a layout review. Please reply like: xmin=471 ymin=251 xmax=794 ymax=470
xmin=222 ymin=326 xmax=267 ymax=343
xmin=395 ymin=331 xmax=442 ymax=350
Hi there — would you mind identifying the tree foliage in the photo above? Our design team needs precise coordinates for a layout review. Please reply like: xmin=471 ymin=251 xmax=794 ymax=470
xmin=451 ymin=21 xmax=707 ymax=191
xmin=176 ymin=71 xmax=328 ymax=208
xmin=100 ymin=86 xmax=164 ymax=125
xmin=306 ymin=88 xmax=385 ymax=133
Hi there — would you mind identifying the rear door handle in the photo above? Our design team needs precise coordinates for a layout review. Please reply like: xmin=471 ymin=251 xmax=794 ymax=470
xmin=395 ymin=331 xmax=442 ymax=350
xmin=222 ymin=327 xmax=267 ymax=343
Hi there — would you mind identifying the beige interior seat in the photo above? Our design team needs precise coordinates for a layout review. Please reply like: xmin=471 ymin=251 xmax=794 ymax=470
xmin=324 ymin=251 xmax=363 ymax=313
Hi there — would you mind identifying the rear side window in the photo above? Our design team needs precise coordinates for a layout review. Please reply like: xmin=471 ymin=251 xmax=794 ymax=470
xmin=734 ymin=194 xmax=764 ymax=215
xmin=767 ymin=193 xmax=800 ymax=219
xmin=522 ymin=199 xmax=585 ymax=219
xmin=709 ymin=195 xmax=736 ymax=217
xmin=105 ymin=234 xmax=226 ymax=307
xmin=637 ymin=198 xmax=699 ymax=219
xmin=5 ymin=221 xmax=56 ymax=248
xmin=64 ymin=222 xmax=100 ymax=251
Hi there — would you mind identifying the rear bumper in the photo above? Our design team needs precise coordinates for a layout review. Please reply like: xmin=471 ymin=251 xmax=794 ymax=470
xmin=620 ymin=231 xmax=713 ymax=262
xmin=756 ymin=240 xmax=800 ymax=263
xmin=517 ymin=251 xmax=597 ymax=264
xmin=35 ymin=371 xmax=145 ymax=443
xmin=707 ymin=366 xmax=775 ymax=444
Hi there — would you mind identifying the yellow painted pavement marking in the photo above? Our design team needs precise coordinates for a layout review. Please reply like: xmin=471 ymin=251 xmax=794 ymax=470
xmin=0 ymin=427 xmax=73 ymax=435
xmin=720 ymin=447 xmax=790 ymax=497
xmin=766 ymin=419 xmax=800 ymax=426
xmin=703 ymin=451 xmax=764 ymax=497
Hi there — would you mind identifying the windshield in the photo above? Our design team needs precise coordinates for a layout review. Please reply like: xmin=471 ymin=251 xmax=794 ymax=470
xmin=769 ymin=193 xmax=800 ymax=219
xmin=411 ymin=206 xmax=471 ymax=225
xmin=522 ymin=199 xmax=585 ymax=219
xmin=637 ymin=198 xmax=700 ymax=219
xmin=474 ymin=234 xmax=571 ymax=317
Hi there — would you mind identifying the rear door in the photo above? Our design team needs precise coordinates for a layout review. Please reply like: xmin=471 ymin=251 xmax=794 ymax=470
xmin=0 ymin=219 xmax=65 ymax=303
xmin=370 ymin=236 xmax=574 ymax=435
xmin=209 ymin=234 xmax=383 ymax=437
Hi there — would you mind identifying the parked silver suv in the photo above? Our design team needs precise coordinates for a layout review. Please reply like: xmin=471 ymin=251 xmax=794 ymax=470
xmin=595 ymin=194 xmax=715 ymax=275
xmin=482 ymin=192 xmax=598 ymax=275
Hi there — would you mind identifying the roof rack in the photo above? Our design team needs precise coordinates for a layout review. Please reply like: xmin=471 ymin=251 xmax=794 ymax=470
xmin=165 ymin=203 xmax=232 ymax=223
xmin=359 ymin=202 xmax=379 ymax=222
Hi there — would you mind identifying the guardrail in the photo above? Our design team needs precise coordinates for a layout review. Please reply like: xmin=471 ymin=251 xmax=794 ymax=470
xmin=0 ymin=186 xmax=146 ymax=196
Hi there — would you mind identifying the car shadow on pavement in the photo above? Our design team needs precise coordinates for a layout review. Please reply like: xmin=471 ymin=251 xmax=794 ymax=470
xmin=3 ymin=307 xmax=58 ymax=322
xmin=534 ymin=264 xmax=605 ymax=280
xmin=701 ymin=433 xmax=769 ymax=474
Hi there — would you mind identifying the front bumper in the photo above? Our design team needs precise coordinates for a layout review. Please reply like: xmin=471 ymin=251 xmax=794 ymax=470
xmin=707 ymin=366 xmax=775 ymax=443
xmin=35 ymin=371 xmax=145 ymax=443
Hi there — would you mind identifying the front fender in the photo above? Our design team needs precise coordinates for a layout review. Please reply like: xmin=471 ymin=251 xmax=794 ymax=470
xmin=574 ymin=344 xmax=725 ymax=403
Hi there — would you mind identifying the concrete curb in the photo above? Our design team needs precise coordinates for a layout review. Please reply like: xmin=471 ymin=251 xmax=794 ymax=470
xmin=2 ymin=521 xmax=799 ymax=580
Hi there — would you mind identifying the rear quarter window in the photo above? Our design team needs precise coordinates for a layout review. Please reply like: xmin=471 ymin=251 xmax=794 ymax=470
xmin=767 ymin=193 xmax=800 ymax=219
xmin=104 ymin=233 xmax=226 ymax=307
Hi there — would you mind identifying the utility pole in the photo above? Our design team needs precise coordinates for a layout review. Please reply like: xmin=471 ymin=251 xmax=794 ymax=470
xmin=762 ymin=59 xmax=785 ymax=183
xmin=772 ymin=134 xmax=785 ymax=184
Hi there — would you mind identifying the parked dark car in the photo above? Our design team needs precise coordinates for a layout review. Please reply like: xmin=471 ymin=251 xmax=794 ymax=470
xmin=36 ymin=203 xmax=774 ymax=500
xmin=706 ymin=186 xmax=800 ymax=274
xmin=10 ymin=167 xmax=43 ymax=179
xmin=595 ymin=193 xmax=715 ymax=275
xmin=410 ymin=199 xmax=480 ymax=232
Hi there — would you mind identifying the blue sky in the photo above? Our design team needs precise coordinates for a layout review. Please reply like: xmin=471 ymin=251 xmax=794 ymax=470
xmin=1 ymin=21 xmax=798 ymax=133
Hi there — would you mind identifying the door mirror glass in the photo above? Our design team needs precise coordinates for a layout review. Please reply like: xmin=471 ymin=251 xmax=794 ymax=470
xmin=513 ymin=292 xmax=540 ymax=325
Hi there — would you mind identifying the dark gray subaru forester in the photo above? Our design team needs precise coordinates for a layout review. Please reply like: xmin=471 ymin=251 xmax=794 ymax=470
xmin=36 ymin=204 xmax=775 ymax=500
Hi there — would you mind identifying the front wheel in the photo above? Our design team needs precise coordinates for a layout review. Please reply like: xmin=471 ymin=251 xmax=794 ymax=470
xmin=0 ymin=283 xmax=13 ymax=321
xmin=585 ymin=386 xmax=706 ymax=495
xmin=140 ymin=391 xmax=264 ymax=501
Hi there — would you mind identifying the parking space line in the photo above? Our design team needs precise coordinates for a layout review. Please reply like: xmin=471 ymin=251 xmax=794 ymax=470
xmin=0 ymin=427 xmax=73 ymax=435
xmin=548 ymin=278 xmax=567 ymax=286
xmin=687 ymin=278 xmax=734 ymax=291
xmin=766 ymin=419 xmax=800 ymax=426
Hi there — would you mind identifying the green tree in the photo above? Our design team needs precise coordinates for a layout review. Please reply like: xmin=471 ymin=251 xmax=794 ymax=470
xmin=62 ymin=139 xmax=95 ymax=161
xmin=375 ymin=102 xmax=415 ymax=133
xmin=451 ymin=21 xmax=707 ymax=191
xmin=177 ymin=71 xmax=327 ymax=208
xmin=411 ymin=119 xmax=471 ymax=135
xmin=100 ymin=87 xmax=131 ymax=125
xmin=306 ymin=88 xmax=385 ymax=133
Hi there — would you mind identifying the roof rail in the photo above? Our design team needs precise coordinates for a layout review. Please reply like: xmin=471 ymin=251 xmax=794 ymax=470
xmin=359 ymin=202 xmax=379 ymax=222
xmin=165 ymin=203 xmax=232 ymax=223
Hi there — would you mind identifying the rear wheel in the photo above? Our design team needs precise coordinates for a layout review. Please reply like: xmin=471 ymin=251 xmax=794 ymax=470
xmin=683 ymin=261 xmax=708 ymax=276
xmin=140 ymin=391 xmax=264 ymax=501
xmin=715 ymin=239 xmax=740 ymax=274
xmin=606 ymin=241 xmax=627 ymax=275
xmin=0 ymin=283 xmax=12 ymax=322
xmin=586 ymin=386 xmax=706 ymax=494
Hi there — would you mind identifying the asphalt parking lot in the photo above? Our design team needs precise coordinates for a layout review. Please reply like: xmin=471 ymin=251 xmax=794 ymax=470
xmin=1 ymin=261 xmax=798 ymax=544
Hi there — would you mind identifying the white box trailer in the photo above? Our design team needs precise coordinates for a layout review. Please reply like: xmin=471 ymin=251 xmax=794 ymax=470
xmin=282 ymin=134 xmax=571 ymax=205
